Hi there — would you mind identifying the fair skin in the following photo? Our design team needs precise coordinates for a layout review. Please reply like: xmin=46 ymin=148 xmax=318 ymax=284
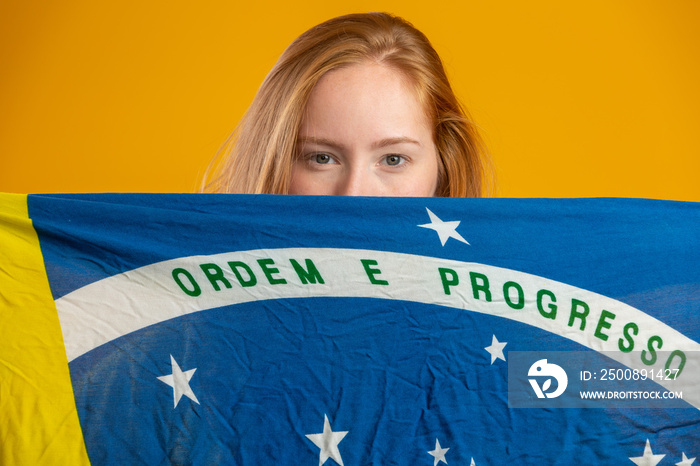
xmin=289 ymin=61 xmax=439 ymax=196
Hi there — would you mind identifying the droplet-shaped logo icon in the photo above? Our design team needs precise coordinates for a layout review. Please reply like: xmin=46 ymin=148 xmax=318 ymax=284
xmin=528 ymin=359 xmax=568 ymax=398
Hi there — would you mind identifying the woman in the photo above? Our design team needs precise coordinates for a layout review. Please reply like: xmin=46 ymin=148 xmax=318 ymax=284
xmin=202 ymin=12 xmax=490 ymax=197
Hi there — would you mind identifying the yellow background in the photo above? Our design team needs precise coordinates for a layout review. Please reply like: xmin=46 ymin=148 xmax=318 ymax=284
xmin=1 ymin=1 xmax=698 ymax=200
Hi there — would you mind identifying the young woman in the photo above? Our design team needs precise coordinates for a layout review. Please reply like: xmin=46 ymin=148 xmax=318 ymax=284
xmin=202 ymin=12 xmax=490 ymax=197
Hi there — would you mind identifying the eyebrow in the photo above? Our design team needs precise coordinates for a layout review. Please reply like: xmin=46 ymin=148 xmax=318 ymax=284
xmin=371 ymin=136 xmax=423 ymax=150
xmin=297 ymin=136 xmax=422 ymax=150
xmin=296 ymin=136 xmax=345 ymax=150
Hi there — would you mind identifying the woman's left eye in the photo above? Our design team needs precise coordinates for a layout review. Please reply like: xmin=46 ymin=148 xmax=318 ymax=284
xmin=384 ymin=154 xmax=405 ymax=166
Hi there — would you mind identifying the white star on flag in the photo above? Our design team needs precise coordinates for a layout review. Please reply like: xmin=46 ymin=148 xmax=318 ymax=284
xmin=157 ymin=355 xmax=199 ymax=408
xmin=306 ymin=414 xmax=348 ymax=466
xmin=427 ymin=438 xmax=449 ymax=465
xmin=484 ymin=334 xmax=507 ymax=364
xmin=677 ymin=452 xmax=697 ymax=466
xmin=470 ymin=458 xmax=477 ymax=466
xmin=629 ymin=439 xmax=665 ymax=466
xmin=418 ymin=208 xmax=469 ymax=246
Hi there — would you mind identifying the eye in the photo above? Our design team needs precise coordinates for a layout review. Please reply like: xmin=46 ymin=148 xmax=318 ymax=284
xmin=314 ymin=153 xmax=334 ymax=164
xmin=384 ymin=154 xmax=405 ymax=166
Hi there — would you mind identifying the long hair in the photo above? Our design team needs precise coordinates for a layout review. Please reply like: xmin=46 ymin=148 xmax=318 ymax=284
xmin=201 ymin=12 xmax=490 ymax=197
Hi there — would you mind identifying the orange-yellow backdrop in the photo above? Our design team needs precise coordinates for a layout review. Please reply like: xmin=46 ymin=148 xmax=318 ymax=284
xmin=1 ymin=1 xmax=699 ymax=200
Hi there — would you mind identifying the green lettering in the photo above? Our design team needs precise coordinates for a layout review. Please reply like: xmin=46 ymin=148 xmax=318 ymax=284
xmin=361 ymin=259 xmax=388 ymax=285
xmin=503 ymin=281 xmax=524 ymax=310
xmin=200 ymin=263 xmax=232 ymax=291
xmin=536 ymin=289 xmax=557 ymax=319
xmin=257 ymin=259 xmax=287 ymax=285
xmin=438 ymin=268 xmax=459 ymax=295
xmin=665 ymin=350 xmax=686 ymax=379
xmin=642 ymin=335 xmax=663 ymax=366
xmin=594 ymin=310 xmax=616 ymax=341
xmin=568 ymin=299 xmax=589 ymax=330
xmin=228 ymin=261 xmax=257 ymax=287
xmin=469 ymin=272 xmax=491 ymax=301
xmin=618 ymin=322 xmax=638 ymax=352
xmin=290 ymin=259 xmax=324 ymax=285
xmin=172 ymin=268 xmax=201 ymax=297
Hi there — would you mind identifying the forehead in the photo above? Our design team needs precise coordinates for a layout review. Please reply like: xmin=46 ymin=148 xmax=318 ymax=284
xmin=300 ymin=62 xmax=432 ymax=140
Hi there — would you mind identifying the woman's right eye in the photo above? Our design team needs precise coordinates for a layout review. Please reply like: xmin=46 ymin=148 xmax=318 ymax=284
xmin=313 ymin=153 xmax=335 ymax=164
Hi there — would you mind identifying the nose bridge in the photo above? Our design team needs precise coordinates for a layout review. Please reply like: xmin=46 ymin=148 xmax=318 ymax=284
xmin=337 ymin=160 xmax=374 ymax=196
